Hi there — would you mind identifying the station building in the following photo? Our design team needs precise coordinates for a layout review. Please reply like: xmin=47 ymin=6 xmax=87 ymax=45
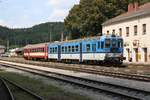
xmin=0 ymin=45 xmax=5 ymax=54
xmin=102 ymin=2 xmax=150 ymax=63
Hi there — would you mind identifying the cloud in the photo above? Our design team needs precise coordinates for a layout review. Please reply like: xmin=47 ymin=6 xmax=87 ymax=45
xmin=47 ymin=0 xmax=79 ymax=9
xmin=0 ymin=19 xmax=9 ymax=27
xmin=48 ymin=9 xmax=68 ymax=22
xmin=47 ymin=0 xmax=80 ymax=21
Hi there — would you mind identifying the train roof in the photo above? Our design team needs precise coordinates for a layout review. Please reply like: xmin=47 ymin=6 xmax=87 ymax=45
xmin=24 ymin=35 xmax=122 ymax=48
xmin=24 ymin=42 xmax=50 ymax=49
xmin=49 ymin=35 xmax=121 ymax=45
xmin=49 ymin=36 xmax=102 ymax=45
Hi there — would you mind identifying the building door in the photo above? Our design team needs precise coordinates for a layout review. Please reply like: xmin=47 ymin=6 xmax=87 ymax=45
xmin=135 ymin=48 xmax=138 ymax=62
xmin=143 ymin=48 xmax=147 ymax=62
xmin=127 ymin=48 xmax=130 ymax=61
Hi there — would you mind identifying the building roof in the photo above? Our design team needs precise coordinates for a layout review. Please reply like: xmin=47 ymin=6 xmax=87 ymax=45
xmin=102 ymin=2 xmax=150 ymax=26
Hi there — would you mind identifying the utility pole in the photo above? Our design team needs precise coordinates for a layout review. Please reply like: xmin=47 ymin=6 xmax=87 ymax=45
xmin=48 ymin=23 xmax=52 ymax=42
xmin=61 ymin=32 xmax=64 ymax=42
xmin=7 ymin=39 xmax=9 ymax=52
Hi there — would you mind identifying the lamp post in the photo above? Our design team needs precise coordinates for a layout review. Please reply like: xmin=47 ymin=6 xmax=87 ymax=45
xmin=48 ymin=23 xmax=53 ymax=42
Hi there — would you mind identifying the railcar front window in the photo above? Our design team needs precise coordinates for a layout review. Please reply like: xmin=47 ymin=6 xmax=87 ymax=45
xmin=105 ymin=39 xmax=110 ymax=48
xmin=112 ymin=39 xmax=116 ymax=47
xmin=118 ymin=39 xmax=123 ymax=48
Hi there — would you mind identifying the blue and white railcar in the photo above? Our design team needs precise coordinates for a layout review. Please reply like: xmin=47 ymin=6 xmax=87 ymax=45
xmin=81 ymin=37 xmax=105 ymax=62
xmin=60 ymin=41 xmax=81 ymax=61
xmin=48 ymin=34 xmax=125 ymax=65
xmin=48 ymin=42 xmax=61 ymax=61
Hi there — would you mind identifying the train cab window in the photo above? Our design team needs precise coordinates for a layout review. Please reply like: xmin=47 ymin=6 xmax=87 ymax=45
xmin=98 ymin=41 xmax=100 ymax=49
xmin=75 ymin=45 xmax=79 ymax=52
xmin=53 ymin=48 xmax=55 ymax=53
xmin=68 ymin=46 xmax=71 ymax=52
xmin=86 ymin=44 xmax=90 ymax=52
xmin=105 ymin=39 xmax=111 ymax=48
xmin=92 ymin=44 xmax=96 ymax=52
xmin=101 ymin=42 xmax=104 ymax=49
xmin=50 ymin=48 xmax=52 ymax=53
xmin=112 ymin=39 xmax=117 ymax=47
xmin=118 ymin=39 xmax=123 ymax=48
xmin=72 ymin=46 xmax=75 ymax=52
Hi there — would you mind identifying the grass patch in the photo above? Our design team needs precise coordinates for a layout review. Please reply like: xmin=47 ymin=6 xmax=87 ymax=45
xmin=0 ymin=71 xmax=91 ymax=100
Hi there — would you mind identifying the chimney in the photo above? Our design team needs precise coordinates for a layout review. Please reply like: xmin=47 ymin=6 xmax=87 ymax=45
xmin=134 ymin=2 xmax=139 ymax=11
xmin=128 ymin=3 xmax=134 ymax=12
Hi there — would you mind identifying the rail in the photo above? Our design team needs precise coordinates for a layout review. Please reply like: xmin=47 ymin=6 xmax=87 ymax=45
xmin=1 ymin=63 xmax=150 ymax=100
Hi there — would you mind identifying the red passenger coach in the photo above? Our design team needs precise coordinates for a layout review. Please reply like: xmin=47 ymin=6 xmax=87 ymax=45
xmin=23 ymin=43 xmax=48 ymax=60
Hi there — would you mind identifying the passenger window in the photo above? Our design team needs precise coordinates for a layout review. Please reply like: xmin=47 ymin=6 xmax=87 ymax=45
xmin=72 ymin=46 xmax=74 ymax=52
xmin=75 ymin=45 xmax=79 ymax=52
xmin=68 ymin=46 xmax=71 ymax=52
xmin=101 ymin=42 xmax=104 ymax=49
xmin=92 ymin=44 xmax=96 ymax=52
xmin=105 ymin=39 xmax=111 ymax=48
xmin=53 ymin=48 xmax=55 ymax=53
xmin=62 ymin=47 xmax=64 ymax=53
xmin=65 ymin=46 xmax=67 ymax=53
xmin=86 ymin=44 xmax=90 ymax=52
xmin=55 ymin=47 xmax=57 ymax=53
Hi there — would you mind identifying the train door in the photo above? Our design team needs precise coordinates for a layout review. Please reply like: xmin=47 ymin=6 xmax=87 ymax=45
xmin=58 ymin=45 xmax=61 ymax=61
xmin=44 ymin=44 xmax=48 ymax=60
xmin=143 ymin=48 xmax=147 ymax=62
xmin=79 ymin=43 xmax=82 ymax=63
xmin=126 ymin=48 xmax=130 ymax=61
xmin=28 ymin=49 xmax=30 ymax=60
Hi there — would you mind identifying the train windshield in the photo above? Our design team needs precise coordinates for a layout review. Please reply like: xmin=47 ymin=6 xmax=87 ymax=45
xmin=105 ymin=38 xmax=111 ymax=48
xmin=118 ymin=39 xmax=123 ymax=48
xmin=112 ymin=39 xmax=117 ymax=48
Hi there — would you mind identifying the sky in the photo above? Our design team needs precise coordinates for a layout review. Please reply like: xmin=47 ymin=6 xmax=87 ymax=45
xmin=0 ymin=0 xmax=80 ymax=28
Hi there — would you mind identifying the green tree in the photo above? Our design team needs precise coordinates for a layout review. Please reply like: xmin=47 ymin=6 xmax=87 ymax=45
xmin=65 ymin=0 xmax=149 ymax=39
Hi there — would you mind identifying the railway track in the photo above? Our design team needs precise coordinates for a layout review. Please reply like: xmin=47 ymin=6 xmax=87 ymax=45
xmin=0 ymin=78 xmax=14 ymax=100
xmin=1 ymin=63 xmax=150 ymax=100
xmin=0 ymin=76 xmax=44 ymax=100
xmin=1 ymin=59 xmax=150 ymax=82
